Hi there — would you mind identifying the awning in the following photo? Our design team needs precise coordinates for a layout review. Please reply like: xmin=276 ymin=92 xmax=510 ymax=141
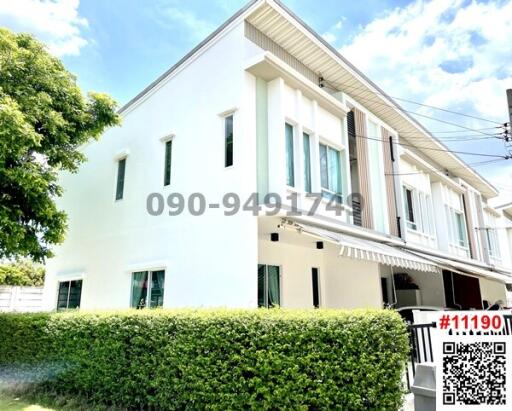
xmin=289 ymin=222 xmax=440 ymax=273
xmin=405 ymin=250 xmax=512 ymax=283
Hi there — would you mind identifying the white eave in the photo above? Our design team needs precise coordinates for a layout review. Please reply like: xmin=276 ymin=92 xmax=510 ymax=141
xmin=245 ymin=52 xmax=349 ymax=117
xmin=246 ymin=0 xmax=498 ymax=198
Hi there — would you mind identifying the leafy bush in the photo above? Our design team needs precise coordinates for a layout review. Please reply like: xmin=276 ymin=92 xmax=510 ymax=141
xmin=0 ymin=309 xmax=409 ymax=410
xmin=0 ymin=259 xmax=45 ymax=286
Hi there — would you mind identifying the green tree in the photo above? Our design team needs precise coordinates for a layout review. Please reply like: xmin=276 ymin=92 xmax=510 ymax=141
xmin=0 ymin=28 xmax=120 ymax=262
xmin=0 ymin=259 xmax=45 ymax=286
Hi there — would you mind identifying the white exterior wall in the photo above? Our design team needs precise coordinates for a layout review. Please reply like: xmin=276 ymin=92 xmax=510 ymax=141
xmin=480 ymin=277 xmax=507 ymax=305
xmin=400 ymin=158 xmax=437 ymax=249
xmin=431 ymin=182 xmax=470 ymax=258
xmin=44 ymin=23 xmax=263 ymax=310
xmin=258 ymin=237 xmax=382 ymax=309
xmin=323 ymin=243 xmax=382 ymax=309
xmin=267 ymin=79 xmax=351 ymax=222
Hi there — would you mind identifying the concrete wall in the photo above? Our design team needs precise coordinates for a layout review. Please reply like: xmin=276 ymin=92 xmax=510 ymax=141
xmin=258 ymin=238 xmax=382 ymax=309
xmin=480 ymin=277 xmax=507 ymax=305
xmin=44 ymin=22 xmax=263 ymax=310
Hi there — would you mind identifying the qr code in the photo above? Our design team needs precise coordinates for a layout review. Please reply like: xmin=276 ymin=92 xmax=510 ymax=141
xmin=443 ymin=341 xmax=506 ymax=405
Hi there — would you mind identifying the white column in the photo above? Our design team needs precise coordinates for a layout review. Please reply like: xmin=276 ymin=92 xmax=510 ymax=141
xmin=267 ymin=77 xmax=286 ymax=199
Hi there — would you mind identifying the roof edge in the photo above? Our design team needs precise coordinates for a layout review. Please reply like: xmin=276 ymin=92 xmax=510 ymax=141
xmin=271 ymin=0 xmax=498 ymax=198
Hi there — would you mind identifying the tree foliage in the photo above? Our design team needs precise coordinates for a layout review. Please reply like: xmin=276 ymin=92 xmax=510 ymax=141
xmin=0 ymin=259 xmax=45 ymax=286
xmin=0 ymin=28 xmax=120 ymax=262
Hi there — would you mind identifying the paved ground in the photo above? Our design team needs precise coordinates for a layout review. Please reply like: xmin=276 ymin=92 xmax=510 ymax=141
xmin=403 ymin=393 xmax=414 ymax=411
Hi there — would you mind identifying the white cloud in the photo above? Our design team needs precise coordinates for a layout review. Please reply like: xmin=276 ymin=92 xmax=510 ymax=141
xmin=0 ymin=0 xmax=88 ymax=56
xmin=339 ymin=0 xmax=512 ymax=124
xmin=157 ymin=7 xmax=216 ymax=40
xmin=321 ymin=18 xmax=346 ymax=45
xmin=322 ymin=32 xmax=337 ymax=43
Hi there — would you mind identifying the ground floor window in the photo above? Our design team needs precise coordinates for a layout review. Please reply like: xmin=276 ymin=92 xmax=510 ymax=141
xmin=131 ymin=270 xmax=165 ymax=309
xmin=312 ymin=268 xmax=320 ymax=308
xmin=258 ymin=265 xmax=280 ymax=307
xmin=57 ymin=280 xmax=82 ymax=310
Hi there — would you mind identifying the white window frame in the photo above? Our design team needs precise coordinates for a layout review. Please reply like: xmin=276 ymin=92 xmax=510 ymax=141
xmin=318 ymin=140 xmax=343 ymax=204
xmin=130 ymin=269 xmax=166 ymax=309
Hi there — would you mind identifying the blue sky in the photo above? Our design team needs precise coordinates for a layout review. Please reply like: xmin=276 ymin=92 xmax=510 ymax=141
xmin=1 ymin=0 xmax=512 ymax=196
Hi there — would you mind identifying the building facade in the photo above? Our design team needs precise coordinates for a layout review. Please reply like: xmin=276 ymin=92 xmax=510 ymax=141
xmin=43 ymin=0 xmax=512 ymax=311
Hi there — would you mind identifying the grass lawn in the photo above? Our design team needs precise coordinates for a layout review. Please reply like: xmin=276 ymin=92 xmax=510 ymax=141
xmin=0 ymin=392 xmax=56 ymax=411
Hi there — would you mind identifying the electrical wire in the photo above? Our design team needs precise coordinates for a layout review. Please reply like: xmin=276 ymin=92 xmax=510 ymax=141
xmin=384 ymin=159 xmax=506 ymax=177
xmin=323 ymin=79 xmax=505 ymax=138
xmin=352 ymin=132 xmax=509 ymax=159
xmin=327 ymin=80 xmax=504 ymax=125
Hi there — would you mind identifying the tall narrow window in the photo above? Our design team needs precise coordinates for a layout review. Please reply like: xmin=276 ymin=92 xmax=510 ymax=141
xmin=454 ymin=211 xmax=467 ymax=247
xmin=164 ymin=140 xmax=172 ymax=186
xmin=311 ymin=268 xmax=320 ymax=308
xmin=225 ymin=115 xmax=233 ymax=167
xmin=303 ymin=132 xmax=312 ymax=193
xmin=57 ymin=280 xmax=82 ymax=310
xmin=258 ymin=265 xmax=280 ymax=308
xmin=285 ymin=123 xmax=295 ymax=187
xmin=131 ymin=270 xmax=165 ymax=309
xmin=115 ymin=158 xmax=126 ymax=200
xmin=319 ymin=143 xmax=342 ymax=203
xmin=403 ymin=187 xmax=416 ymax=230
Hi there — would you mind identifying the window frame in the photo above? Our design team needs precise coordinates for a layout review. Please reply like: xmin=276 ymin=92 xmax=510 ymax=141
xmin=403 ymin=186 xmax=417 ymax=230
xmin=311 ymin=267 xmax=320 ymax=308
xmin=224 ymin=114 xmax=234 ymax=168
xmin=318 ymin=141 xmax=343 ymax=204
xmin=130 ymin=269 xmax=166 ymax=309
xmin=163 ymin=138 xmax=173 ymax=186
xmin=303 ymin=131 xmax=312 ymax=193
xmin=56 ymin=279 xmax=82 ymax=310
xmin=257 ymin=264 xmax=281 ymax=308
xmin=115 ymin=157 xmax=127 ymax=201
xmin=285 ymin=122 xmax=296 ymax=187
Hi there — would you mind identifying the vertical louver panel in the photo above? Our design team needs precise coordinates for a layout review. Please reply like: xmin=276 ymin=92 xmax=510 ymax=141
xmin=381 ymin=127 xmax=399 ymax=237
xmin=462 ymin=189 xmax=478 ymax=259
xmin=353 ymin=108 xmax=374 ymax=229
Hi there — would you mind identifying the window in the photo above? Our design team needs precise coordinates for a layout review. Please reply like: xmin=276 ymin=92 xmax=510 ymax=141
xmin=311 ymin=268 xmax=320 ymax=308
xmin=57 ymin=280 xmax=82 ymax=310
xmin=285 ymin=123 xmax=295 ymax=187
xmin=319 ymin=143 xmax=342 ymax=203
xmin=224 ymin=115 xmax=233 ymax=167
xmin=454 ymin=211 xmax=467 ymax=247
xmin=131 ymin=270 xmax=165 ymax=309
xmin=164 ymin=140 xmax=172 ymax=186
xmin=115 ymin=158 xmax=126 ymax=200
xmin=303 ymin=132 xmax=312 ymax=193
xmin=403 ymin=186 xmax=416 ymax=230
xmin=486 ymin=228 xmax=501 ymax=258
xmin=258 ymin=265 xmax=280 ymax=308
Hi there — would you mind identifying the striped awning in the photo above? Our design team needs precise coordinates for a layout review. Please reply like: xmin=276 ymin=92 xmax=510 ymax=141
xmin=291 ymin=222 xmax=440 ymax=273
xmin=405 ymin=250 xmax=512 ymax=283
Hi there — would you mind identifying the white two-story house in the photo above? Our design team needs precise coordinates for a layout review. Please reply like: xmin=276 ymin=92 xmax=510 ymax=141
xmin=42 ymin=0 xmax=512 ymax=311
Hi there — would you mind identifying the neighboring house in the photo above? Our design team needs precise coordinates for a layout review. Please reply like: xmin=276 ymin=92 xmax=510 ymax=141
xmin=43 ymin=0 xmax=512 ymax=311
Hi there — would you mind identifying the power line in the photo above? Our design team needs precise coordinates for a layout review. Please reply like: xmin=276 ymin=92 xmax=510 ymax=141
xmin=353 ymin=132 xmax=509 ymax=159
xmin=329 ymin=80 xmax=504 ymax=125
xmin=323 ymin=79 xmax=504 ymax=138
xmin=384 ymin=159 xmax=505 ymax=177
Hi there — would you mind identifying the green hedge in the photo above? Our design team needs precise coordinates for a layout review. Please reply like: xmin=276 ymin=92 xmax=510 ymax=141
xmin=0 ymin=309 xmax=409 ymax=410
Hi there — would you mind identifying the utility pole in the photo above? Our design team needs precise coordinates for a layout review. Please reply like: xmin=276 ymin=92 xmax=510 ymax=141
xmin=507 ymin=89 xmax=512 ymax=128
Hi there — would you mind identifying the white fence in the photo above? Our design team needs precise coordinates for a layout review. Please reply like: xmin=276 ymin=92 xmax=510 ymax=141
xmin=0 ymin=286 xmax=44 ymax=312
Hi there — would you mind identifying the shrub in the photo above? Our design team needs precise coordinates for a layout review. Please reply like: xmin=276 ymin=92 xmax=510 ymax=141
xmin=0 ymin=259 xmax=45 ymax=286
xmin=0 ymin=309 xmax=409 ymax=410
